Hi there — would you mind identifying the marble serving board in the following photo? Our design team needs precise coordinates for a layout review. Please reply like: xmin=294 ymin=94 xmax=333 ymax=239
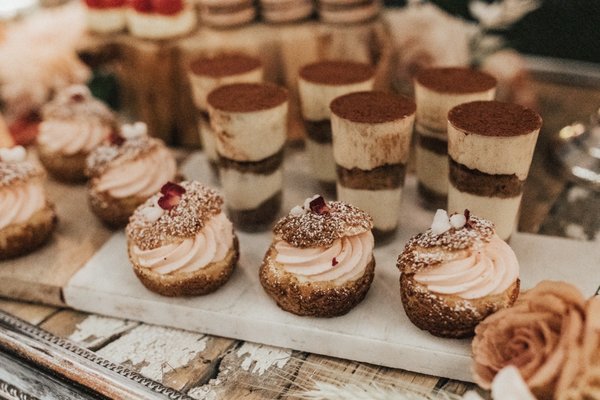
xmin=64 ymin=150 xmax=600 ymax=382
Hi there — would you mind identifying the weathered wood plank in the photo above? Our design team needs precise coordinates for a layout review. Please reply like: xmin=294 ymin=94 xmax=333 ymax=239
xmin=39 ymin=310 xmax=138 ymax=350
xmin=187 ymin=342 xmax=303 ymax=400
xmin=283 ymin=354 xmax=454 ymax=399
xmin=0 ymin=300 xmax=57 ymax=325
xmin=93 ymin=324 xmax=235 ymax=392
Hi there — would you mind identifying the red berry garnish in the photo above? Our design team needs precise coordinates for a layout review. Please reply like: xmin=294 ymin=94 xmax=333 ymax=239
xmin=151 ymin=0 xmax=183 ymax=15
xmin=131 ymin=0 xmax=152 ymax=12
xmin=332 ymin=257 xmax=338 ymax=266
xmin=160 ymin=181 xmax=186 ymax=196
xmin=464 ymin=209 xmax=475 ymax=228
xmin=309 ymin=196 xmax=330 ymax=215
xmin=102 ymin=0 xmax=127 ymax=7
xmin=109 ymin=131 xmax=125 ymax=146
xmin=158 ymin=193 xmax=181 ymax=210
xmin=70 ymin=93 xmax=85 ymax=102
xmin=84 ymin=0 xmax=102 ymax=7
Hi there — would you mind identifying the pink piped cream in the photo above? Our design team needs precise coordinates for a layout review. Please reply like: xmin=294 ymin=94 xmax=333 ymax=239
xmin=0 ymin=182 xmax=45 ymax=230
xmin=413 ymin=235 xmax=519 ymax=299
xmin=274 ymin=230 xmax=374 ymax=284
xmin=130 ymin=212 xmax=233 ymax=275
xmin=93 ymin=145 xmax=176 ymax=199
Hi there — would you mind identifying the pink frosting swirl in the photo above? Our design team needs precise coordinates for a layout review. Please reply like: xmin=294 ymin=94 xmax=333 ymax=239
xmin=274 ymin=231 xmax=374 ymax=284
xmin=413 ymin=234 xmax=519 ymax=299
xmin=93 ymin=146 xmax=176 ymax=199
xmin=38 ymin=119 xmax=112 ymax=155
xmin=0 ymin=181 xmax=45 ymax=229
xmin=130 ymin=213 xmax=234 ymax=275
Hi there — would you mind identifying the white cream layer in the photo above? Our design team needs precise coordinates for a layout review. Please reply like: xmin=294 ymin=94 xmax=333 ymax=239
xmin=188 ymin=68 xmax=262 ymax=112
xmin=298 ymin=78 xmax=374 ymax=121
xmin=447 ymin=123 xmax=540 ymax=180
xmin=448 ymin=184 xmax=521 ymax=240
xmin=127 ymin=6 xmax=197 ymax=40
xmin=331 ymin=115 xmax=414 ymax=171
xmin=305 ymin=139 xmax=336 ymax=183
xmin=85 ymin=7 xmax=126 ymax=34
xmin=198 ymin=115 xmax=217 ymax=162
xmin=220 ymin=168 xmax=282 ymax=210
xmin=414 ymin=83 xmax=496 ymax=132
xmin=336 ymin=185 xmax=402 ymax=232
xmin=416 ymin=145 xmax=448 ymax=195
xmin=210 ymin=102 xmax=288 ymax=162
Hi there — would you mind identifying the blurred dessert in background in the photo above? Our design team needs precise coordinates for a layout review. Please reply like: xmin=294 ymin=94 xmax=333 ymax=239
xmin=259 ymin=0 xmax=314 ymax=24
xmin=86 ymin=122 xmax=177 ymax=227
xmin=127 ymin=0 xmax=197 ymax=39
xmin=298 ymin=60 xmax=375 ymax=192
xmin=413 ymin=67 xmax=496 ymax=207
xmin=447 ymin=101 xmax=542 ymax=240
xmin=198 ymin=0 xmax=256 ymax=28
xmin=208 ymin=82 xmax=288 ymax=231
xmin=83 ymin=0 xmax=127 ymax=34
xmin=187 ymin=53 xmax=263 ymax=174
xmin=0 ymin=146 xmax=57 ymax=259
xmin=37 ymin=85 xmax=116 ymax=182
xmin=331 ymin=90 xmax=415 ymax=239
xmin=317 ymin=0 xmax=381 ymax=24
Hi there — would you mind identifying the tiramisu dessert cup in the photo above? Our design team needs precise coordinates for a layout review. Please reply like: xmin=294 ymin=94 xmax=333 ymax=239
xmin=298 ymin=60 xmax=375 ymax=191
xmin=187 ymin=53 xmax=263 ymax=173
xmin=0 ymin=146 xmax=57 ymax=259
xmin=413 ymin=68 xmax=497 ymax=204
xmin=260 ymin=0 xmax=314 ymax=23
xmin=37 ymin=85 xmax=116 ymax=183
xmin=84 ymin=0 xmax=127 ymax=34
xmin=127 ymin=0 xmax=197 ymax=40
xmin=86 ymin=122 xmax=177 ymax=227
xmin=208 ymin=83 xmax=288 ymax=230
xmin=330 ymin=91 xmax=415 ymax=238
xmin=317 ymin=0 xmax=381 ymax=24
xmin=199 ymin=0 xmax=256 ymax=28
xmin=398 ymin=209 xmax=520 ymax=338
xmin=447 ymin=101 xmax=542 ymax=240
xmin=126 ymin=181 xmax=239 ymax=296
xmin=260 ymin=195 xmax=375 ymax=317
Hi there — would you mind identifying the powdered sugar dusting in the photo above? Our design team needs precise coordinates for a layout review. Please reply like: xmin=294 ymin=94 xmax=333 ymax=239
xmin=0 ymin=161 xmax=44 ymax=187
xmin=85 ymin=136 xmax=163 ymax=177
xmin=398 ymin=215 xmax=495 ymax=273
xmin=273 ymin=200 xmax=373 ymax=248
xmin=126 ymin=181 xmax=223 ymax=250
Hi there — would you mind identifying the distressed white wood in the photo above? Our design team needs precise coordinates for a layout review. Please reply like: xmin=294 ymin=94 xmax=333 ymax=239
xmin=97 ymin=324 xmax=208 ymax=383
xmin=64 ymin=151 xmax=600 ymax=382
xmin=68 ymin=315 xmax=139 ymax=349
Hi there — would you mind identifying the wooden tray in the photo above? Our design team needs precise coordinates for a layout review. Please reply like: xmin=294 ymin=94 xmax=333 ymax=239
xmin=63 ymin=151 xmax=600 ymax=382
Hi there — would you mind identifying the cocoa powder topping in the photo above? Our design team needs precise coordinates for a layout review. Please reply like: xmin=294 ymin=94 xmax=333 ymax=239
xmin=207 ymin=83 xmax=288 ymax=113
xmin=189 ymin=53 xmax=261 ymax=78
xmin=330 ymin=91 xmax=416 ymax=123
xmin=415 ymin=67 xmax=497 ymax=94
xmin=299 ymin=60 xmax=375 ymax=85
xmin=448 ymin=101 xmax=542 ymax=137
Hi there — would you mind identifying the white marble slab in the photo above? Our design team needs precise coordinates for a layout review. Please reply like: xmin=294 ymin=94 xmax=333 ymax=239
xmin=64 ymin=151 xmax=600 ymax=382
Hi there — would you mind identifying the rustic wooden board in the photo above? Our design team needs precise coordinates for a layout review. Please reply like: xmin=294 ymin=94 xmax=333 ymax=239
xmin=0 ymin=174 xmax=113 ymax=306
xmin=64 ymin=151 xmax=600 ymax=383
